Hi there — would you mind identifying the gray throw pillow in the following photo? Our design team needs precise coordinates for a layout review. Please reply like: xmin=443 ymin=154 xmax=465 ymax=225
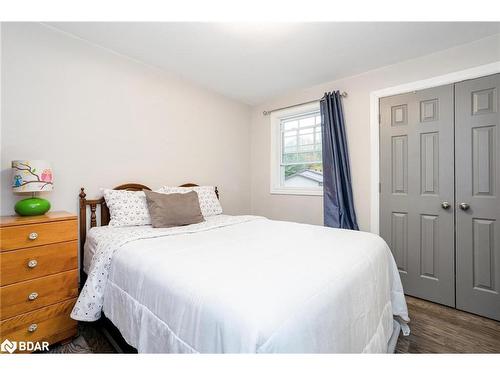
xmin=144 ymin=190 xmax=205 ymax=228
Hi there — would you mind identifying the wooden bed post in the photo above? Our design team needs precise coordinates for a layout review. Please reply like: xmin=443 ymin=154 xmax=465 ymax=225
xmin=79 ymin=188 xmax=87 ymax=255
xmin=79 ymin=188 xmax=87 ymax=286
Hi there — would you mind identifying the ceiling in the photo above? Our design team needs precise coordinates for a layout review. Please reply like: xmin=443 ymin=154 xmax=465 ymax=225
xmin=47 ymin=22 xmax=500 ymax=105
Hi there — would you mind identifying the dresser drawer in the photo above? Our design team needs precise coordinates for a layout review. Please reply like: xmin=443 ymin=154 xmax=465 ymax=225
xmin=0 ymin=219 xmax=77 ymax=252
xmin=0 ymin=241 xmax=78 ymax=286
xmin=0 ymin=298 xmax=77 ymax=352
xmin=0 ymin=270 xmax=78 ymax=320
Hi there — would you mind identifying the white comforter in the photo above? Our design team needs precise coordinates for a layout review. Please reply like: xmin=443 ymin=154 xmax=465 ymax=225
xmin=73 ymin=215 xmax=409 ymax=353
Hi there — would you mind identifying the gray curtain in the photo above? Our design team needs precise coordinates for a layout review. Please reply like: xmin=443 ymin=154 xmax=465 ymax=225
xmin=320 ymin=91 xmax=359 ymax=230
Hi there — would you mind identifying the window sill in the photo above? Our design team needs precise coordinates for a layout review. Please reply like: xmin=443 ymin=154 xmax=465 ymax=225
xmin=270 ymin=188 xmax=323 ymax=196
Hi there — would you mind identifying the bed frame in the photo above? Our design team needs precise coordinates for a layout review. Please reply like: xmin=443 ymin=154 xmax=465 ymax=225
xmin=77 ymin=182 xmax=218 ymax=353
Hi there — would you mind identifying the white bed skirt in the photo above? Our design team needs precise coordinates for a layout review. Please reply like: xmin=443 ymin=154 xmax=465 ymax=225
xmin=104 ymin=278 xmax=401 ymax=353
xmin=387 ymin=320 xmax=401 ymax=354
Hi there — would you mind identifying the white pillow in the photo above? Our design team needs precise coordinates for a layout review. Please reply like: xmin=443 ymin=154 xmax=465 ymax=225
xmin=102 ymin=189 xmax=151 ymax=227
xmin=156 ymin=186 xmax=222 ymax=217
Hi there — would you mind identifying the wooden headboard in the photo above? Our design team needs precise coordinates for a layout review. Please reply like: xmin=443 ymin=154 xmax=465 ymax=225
xmin=78 ymin=182 xmax=218 ymax=278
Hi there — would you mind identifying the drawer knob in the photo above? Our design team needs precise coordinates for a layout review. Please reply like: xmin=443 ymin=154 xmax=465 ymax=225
xmin=28 ymin=292 xmax=39 ymax=301
xmin=27 ymin=323 xmax=38 ymax=333
xmin=27 ymin=259 xmax=38 ymax=268
xmin=28 ymin=232 xmax=38 ymax=241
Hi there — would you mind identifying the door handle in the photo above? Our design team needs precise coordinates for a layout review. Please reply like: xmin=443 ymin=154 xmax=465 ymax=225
xmin=459 ymin=203 xmax=470 ymax=211
xmin=441 ymin=202 xmax=451 ymax=209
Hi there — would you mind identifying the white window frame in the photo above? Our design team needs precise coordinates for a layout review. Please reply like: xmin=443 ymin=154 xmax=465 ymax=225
xmin=270 ymin=101 xmax=323 ymax=196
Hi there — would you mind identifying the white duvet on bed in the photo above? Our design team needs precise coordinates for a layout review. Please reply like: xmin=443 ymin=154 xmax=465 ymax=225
xmin=75 ymin=215 xmax=409 ymax=353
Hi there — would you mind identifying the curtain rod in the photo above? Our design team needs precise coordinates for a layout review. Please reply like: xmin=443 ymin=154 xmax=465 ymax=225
xmin=262 ymin=91 xmax=348 ymax=116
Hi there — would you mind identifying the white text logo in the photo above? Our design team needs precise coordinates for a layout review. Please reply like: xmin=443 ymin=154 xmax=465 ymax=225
xmin=0 ymin=339 xmax=49 ymax=353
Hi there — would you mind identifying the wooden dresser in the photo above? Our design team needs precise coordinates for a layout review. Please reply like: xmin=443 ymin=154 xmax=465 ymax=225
xmin=0 ymin=211 xmax=78 ymax=353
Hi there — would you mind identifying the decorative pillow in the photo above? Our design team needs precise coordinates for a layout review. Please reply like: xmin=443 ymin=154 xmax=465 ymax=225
xmin=102 ymin=189 xmax=151 ymax=227
xmin=144 ymin=190 xmax=204 ymax=228
xmin=156 ymin=185 xmax=222 ymax=217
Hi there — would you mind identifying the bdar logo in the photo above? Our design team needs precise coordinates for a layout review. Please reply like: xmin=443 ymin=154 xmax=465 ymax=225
xmin=1 ymin=339 xmax=17 ymax=354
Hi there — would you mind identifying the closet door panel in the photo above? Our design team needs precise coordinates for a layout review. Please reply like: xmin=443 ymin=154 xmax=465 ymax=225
xmin=380 ymin=85 xmax=455 ymax=306
xmin=455 ymin=73 xmax=500 ymax=321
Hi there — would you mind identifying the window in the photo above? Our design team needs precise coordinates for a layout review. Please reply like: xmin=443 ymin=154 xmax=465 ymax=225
xmin=270 ymin=102 xmax=323 ymax=195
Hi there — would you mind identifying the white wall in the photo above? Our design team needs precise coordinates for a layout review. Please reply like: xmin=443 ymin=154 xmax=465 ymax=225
xmin=250 ymin=34 xmax=500 ymax=230
xmin=0 ymin=23 xmax=252 ymax=216
xmin=3 ymin=23 xmax=499 ymax=231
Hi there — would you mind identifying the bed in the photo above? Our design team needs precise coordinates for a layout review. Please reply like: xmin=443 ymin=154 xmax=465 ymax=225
xmin=75 ymin=183 xmax=409 ymax=353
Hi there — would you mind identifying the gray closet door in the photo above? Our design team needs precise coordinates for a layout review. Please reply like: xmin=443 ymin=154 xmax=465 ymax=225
xmin=455 ymin=73 xmax=500 ymax=320
xmin=380 ymin=85 xmax=455 ymax=307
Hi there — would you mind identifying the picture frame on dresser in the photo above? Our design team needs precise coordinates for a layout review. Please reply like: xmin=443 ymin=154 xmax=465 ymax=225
xmin=0 ymin=211 xmax=79 ymax=353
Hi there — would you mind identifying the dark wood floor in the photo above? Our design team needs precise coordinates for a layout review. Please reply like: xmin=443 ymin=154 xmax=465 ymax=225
xmin=55 ymin=295 xmax=500 ymax=353
xmin=395 ymin=295 xmax=500 ymax=353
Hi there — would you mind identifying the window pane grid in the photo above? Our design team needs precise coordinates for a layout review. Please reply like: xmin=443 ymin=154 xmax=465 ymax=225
xmin=274 ymin=106 xmax=323 ymax=191
xmin=280 ymin=110 xmax=322 ymax=166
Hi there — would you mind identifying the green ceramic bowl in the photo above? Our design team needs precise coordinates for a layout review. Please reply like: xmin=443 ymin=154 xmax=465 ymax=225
xmin=14 ymin=198 xmax=51 ymax=216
